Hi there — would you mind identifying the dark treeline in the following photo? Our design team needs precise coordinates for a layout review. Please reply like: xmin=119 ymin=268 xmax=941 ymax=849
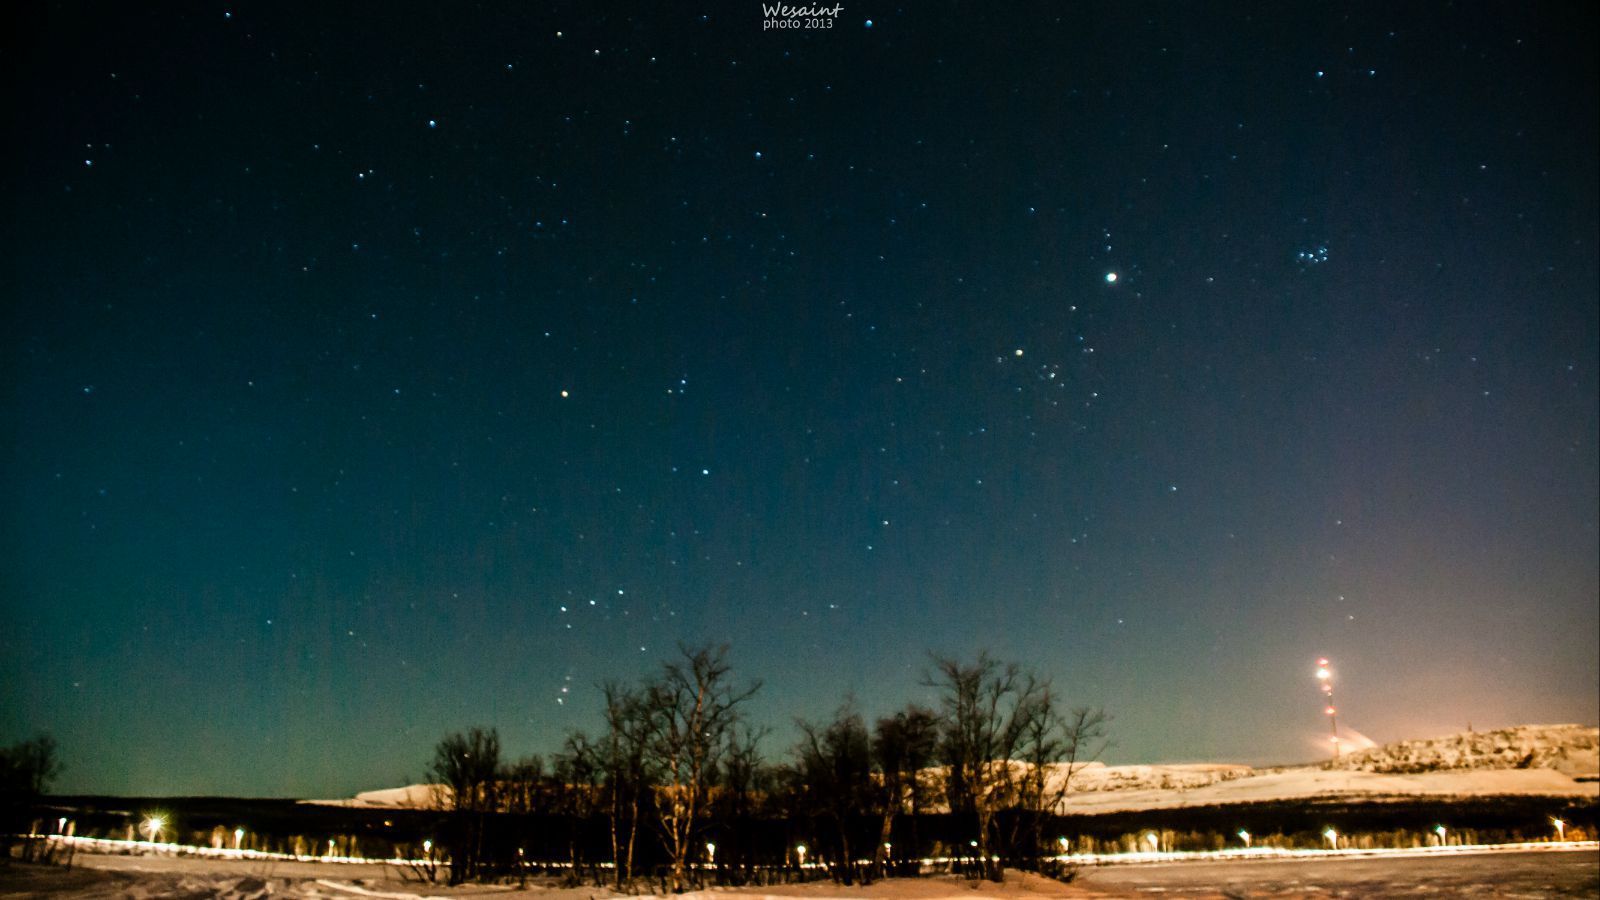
xmin=1 ymin=735 xmax=62 ymax=862
xmin=424 ymin=644 xmax=1108 ymax=887
xmin=17 ymin=646 xmax=1595 ymax=888
xmin=36 ymin=792 xmax=1598 ymax=878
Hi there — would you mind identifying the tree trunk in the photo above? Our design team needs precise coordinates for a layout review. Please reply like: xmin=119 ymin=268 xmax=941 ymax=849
xmin=610 ymin=798 xmax=622 ymax=890
xmin=977 ymin=808 xmax=1000 ymax=881
xmin=624 ymin=796 xmax=638 ymax=887
xmin=876 ymin=807 xmax=895 ymax=879
xmin=838 ymin=826 xmax=853 ymax=885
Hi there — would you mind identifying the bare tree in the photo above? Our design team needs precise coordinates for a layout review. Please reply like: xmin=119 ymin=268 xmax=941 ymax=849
xmin=596 ymin=681 xmax=653 ymax=889
xmin=641 ymin=644 xmax=760 ymax=891
xmin=714 ymin=722 xmax=770 ymax=884
xmin=502 ymin=754 xmax=547 ymax=816
xmin=1009 ymin=685 xmax=1059 ymax=869
xmin=925 ymin=653 xmax=1044 ymax=881
xmin=428 ymin=727 xmax=502 ymax=884
xmin=871 ymin=705 xmax=939 ymax=877
xmin=552 ymin=733 xmax=602 ymax=883
xmin=0 ymin=735 xmax=63 ymax=859
xmin=794 ymin=703 xmax=874 ymax=884
xmin=1012 ymin=690 xmax=1109 ymax=869
xmin=1044 ymin=706 xmax=1109 ymax=857
xmin=497 ymin=755 xmax=545 ymax=885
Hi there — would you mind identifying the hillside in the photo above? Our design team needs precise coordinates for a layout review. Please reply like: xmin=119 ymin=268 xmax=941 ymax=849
xmin=305 ymin=724 xmax=1600 ymax=814
xmin=1327 ymin=724 xmax=1600 ymax=777
xmin=1051 ymin=724 xmax=1598 ymax=814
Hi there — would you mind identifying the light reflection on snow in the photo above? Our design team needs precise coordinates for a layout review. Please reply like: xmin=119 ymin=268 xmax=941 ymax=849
xmin=35 ymin=833 xmax=1597 ymax=870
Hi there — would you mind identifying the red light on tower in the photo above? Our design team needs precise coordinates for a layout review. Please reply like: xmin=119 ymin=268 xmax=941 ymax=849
xmin=1315 ymin=657 xmax=1340 ymax=758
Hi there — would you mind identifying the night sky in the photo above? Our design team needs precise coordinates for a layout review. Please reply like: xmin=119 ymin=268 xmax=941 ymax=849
xmin=4 ymin=2 xmax=1596 ymax=799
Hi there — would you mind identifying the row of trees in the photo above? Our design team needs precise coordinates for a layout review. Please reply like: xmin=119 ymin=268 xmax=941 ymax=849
xmin=428 ymin=645 xmax=1107 ymax=888
xmin=1 ymin=735 xmax=63 ymax=860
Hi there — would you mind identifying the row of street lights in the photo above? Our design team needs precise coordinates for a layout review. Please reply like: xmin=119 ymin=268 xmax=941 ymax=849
xmin=117 ymin=811 xmax=1572 ymax=863
xmin=713 ymin=817 xmax=1569 ymax=862
xmin=137 ymin=819 xmax=247 ymax=852
xmin=706 ymin=820 xmax=1576 ymax=863
xmin=1235 ymin=819 xmax=1567 ymax=850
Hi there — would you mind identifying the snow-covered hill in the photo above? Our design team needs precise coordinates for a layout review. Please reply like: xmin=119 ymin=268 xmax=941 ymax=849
xmin=1327 ymin=724 xmax=1599 ymax=778
xmin=302 ymin=783 xmax=442 ymax=809
xmin=1054 ymin=763 xmax=1595 ymax=813
xmin=1049 ymin=724 xmax=1598 ymax=814
xmin=1051 ymin=761 xmax=1256 ymax=794
xmin=305 ymin=724 xmax=1600 ymax=814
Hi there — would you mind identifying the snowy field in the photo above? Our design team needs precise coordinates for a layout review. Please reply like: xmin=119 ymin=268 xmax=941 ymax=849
xmin=1063 ymin=847 xmax=1600 ymax=897
xmin=3 ymin=845 xmax=1596 ymax=898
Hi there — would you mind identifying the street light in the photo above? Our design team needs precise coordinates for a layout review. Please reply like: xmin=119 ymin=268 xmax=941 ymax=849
xmin=1056 ymin=836 xmax=1068 ymax=855
xmin=234 ymin=827 xmax=245 ymax=849
xmin=143 ymin=816 xmax=165 ymax=843
xmin=1553 ymin=818 xmax=1566 ymax=841
xmin=705 ymin=842 xmax=716 ymax=864
xmin=1237 ymin=829 xmax=1251 ymax=848
xmin=1323 ymin=828 xmax=1338 ymax=849
xmin=1434 ymin=825 xmax=1447 ymax=845
xmin=795 ymin=844 xmax=807 ymax=868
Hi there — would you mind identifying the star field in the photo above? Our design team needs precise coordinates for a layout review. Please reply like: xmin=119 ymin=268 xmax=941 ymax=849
xmin=2 ymin=1 xmax=1596 ymax=797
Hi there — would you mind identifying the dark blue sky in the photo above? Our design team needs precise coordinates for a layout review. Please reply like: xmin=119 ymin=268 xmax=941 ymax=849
xmin=4 ymin=1 xmax=1596 ymax=797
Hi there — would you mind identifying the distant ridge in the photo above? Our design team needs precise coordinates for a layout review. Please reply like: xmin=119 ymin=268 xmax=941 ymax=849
xmin=1049 ymin=724 xmax=1599 ymax=814
xmin=301 ymin=783 xmax=441 ymax=809
xmin=303 ymin=724 xmax=1600 ymax=814
xmin=1328 ymin=724 xmax=1599 ymax=777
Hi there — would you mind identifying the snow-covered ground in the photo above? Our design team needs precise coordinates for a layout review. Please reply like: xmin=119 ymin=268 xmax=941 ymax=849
xmin=10 ymin=845 xmax=1598 ymax=898
xmin=1066 ymin=846 xmax=1600 ymax=897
